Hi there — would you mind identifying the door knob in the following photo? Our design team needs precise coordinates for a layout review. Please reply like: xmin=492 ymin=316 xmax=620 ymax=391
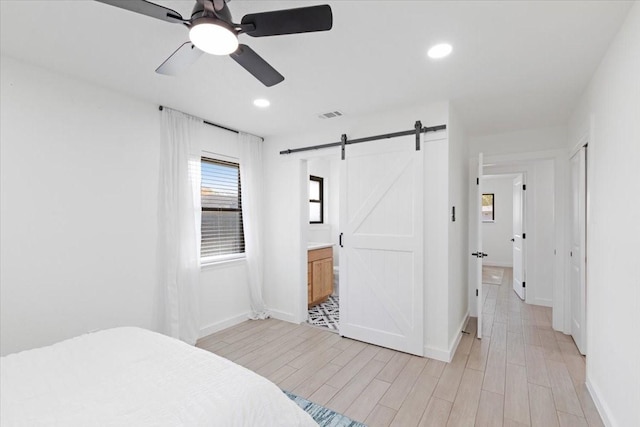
xmin=510 ymin=238 xmax=515 ymax=242
xmin=471 ymin=252 xmax=487 ymax=258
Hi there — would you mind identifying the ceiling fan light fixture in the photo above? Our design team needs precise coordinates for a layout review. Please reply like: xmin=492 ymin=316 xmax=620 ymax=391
xmin=189 ymin=18 xmax=238 ymax=55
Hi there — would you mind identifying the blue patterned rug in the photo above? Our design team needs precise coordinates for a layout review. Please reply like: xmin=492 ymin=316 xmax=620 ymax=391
xmin=283 ymin=390 xmax=367 ymax=427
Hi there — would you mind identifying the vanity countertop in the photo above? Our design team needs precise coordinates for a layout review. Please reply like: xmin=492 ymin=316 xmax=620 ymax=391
xmin=307 ymin=242 xmax=335 ymax=251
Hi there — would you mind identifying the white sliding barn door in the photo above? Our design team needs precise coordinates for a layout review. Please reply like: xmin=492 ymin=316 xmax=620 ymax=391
xmin=339 ymin=135 xmax=424 ymax=356
xmin=570 ymin=147 xmax=587 ymax=355
xmin=512 ymin=174 xmax=526 ymax=300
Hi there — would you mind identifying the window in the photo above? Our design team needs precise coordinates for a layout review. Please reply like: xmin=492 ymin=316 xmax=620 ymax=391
xmin=309 ymin=175 xmax=324 ymax=224
xmin=482 ymin=193 xmax=495 ymax=222
xmin=201 ymin=157 xmax=245 ymax=260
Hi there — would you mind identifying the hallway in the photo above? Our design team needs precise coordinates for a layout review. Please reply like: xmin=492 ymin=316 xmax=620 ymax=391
xmin=471 ymin=267 xmax=602 ymax=426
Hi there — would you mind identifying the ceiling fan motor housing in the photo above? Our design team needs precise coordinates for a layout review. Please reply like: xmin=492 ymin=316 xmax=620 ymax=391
xmin=191 ymin=0 xmax=233 ymax=24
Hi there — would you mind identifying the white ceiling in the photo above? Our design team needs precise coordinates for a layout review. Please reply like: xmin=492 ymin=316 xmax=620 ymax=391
xmin=0 ymin=1 xmax=633 ymax=138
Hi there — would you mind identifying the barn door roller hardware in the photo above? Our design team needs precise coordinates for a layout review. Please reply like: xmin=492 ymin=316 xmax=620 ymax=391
xmin=279 ymin=122 xmax=447 ymax=156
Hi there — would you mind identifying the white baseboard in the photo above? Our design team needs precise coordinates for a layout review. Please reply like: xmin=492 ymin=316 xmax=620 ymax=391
xmin=586 ymin=378 xmax=615 ymax=427
xmin=531 ymin=298 xmax=553 ymax=308
xmin=199 ymin=312 xmax=250 ymax=338
xmin=424 ymin=313 xmax=470 ymax=363
xmin=450 ymin=313 xmax=470 ymax=359
xmin=483 ymin=262 xmax=513 ymax=268
xmin=199 ymin=308 xmax=299 ymax=339
xmin=268 ymin=309 xmax=297 ymax=323
xmin=424 ymin=345 xmax=453 ymax=362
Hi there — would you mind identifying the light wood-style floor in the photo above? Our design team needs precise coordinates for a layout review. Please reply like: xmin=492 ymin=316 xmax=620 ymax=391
xmin=197 ymin=268 xmax=603 ymax=426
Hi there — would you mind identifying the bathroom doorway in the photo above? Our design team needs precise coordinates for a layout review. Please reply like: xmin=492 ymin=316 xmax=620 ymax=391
xmin=305 ymin=156 xmax=340 ymax=332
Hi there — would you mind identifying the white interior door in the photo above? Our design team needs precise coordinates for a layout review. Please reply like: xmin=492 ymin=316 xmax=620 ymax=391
xmin=473 ymin=154 xmax=484 ymax=339
xmin=512 ymin=174 xmax=525 ymax=300
xmin=339 ymin=135 xmax=423 ymax=355
xmin=570 ymin=147 xmax=587 ymax=355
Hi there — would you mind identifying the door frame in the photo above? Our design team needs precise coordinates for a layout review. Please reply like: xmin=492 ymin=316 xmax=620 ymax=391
xmin=473 ymin=153 xmax=484 ymax=339
xmin=295 ymin=152 xmax=342 ymax=324
xmin=479 ymin=173 xmax=527 ymax=299
xmin=468 ymin=149 xmax=567 ymax=332
xmin=569 ymin=135 xmax=589 ymax=354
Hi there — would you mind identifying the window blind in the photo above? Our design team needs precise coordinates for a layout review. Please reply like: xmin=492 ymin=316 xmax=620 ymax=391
xmin=201 ymin=157 xmax=245 ymax=258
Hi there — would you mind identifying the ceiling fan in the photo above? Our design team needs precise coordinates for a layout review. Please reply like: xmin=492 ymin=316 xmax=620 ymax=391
xmin=95 ymin=0 xmax=333 ymax=87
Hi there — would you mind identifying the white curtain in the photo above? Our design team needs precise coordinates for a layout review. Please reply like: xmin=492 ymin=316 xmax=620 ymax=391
xmin=158 ymin=108 xmax=203 ymax=344
xmin=239 ymin=132 xmax=270 ymax=319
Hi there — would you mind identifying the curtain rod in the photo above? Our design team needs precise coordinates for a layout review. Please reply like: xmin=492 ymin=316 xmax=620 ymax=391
xmin=159 ymin=105 xmax=255 ymax=137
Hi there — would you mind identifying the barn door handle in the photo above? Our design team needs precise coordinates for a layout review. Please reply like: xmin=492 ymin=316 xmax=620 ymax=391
xmin=339 ymin=233 xmax=344 ymax=248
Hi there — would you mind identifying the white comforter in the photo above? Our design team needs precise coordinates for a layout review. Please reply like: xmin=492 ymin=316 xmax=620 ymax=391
xmin=0 ymin=327 xmax=317 ymax=426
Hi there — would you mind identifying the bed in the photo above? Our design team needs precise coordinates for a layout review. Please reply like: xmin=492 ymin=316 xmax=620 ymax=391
xmin=0 ymin=327 xmax=317 ymax=426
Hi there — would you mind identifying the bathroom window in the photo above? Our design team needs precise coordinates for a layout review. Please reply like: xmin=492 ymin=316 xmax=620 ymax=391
xmin=309 ymin=176 xmax=324 ymax=224
xmin=482 ymin=193 xmax=495 ymax=222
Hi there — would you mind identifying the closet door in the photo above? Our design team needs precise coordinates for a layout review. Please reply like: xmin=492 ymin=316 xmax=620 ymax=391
xmin=570 ymin=147 xmax=587 ymax=355
xmin=339 ymin=135 xmax=424 ymax=356
xmin=512 ymin=174 xmax=526 ymax=300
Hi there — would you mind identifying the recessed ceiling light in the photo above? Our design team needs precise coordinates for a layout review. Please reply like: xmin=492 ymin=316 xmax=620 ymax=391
xmin=253 ymin=98 xmax=270 ymax=108
xmin=428 ymin=43 xmax=453 ymax=59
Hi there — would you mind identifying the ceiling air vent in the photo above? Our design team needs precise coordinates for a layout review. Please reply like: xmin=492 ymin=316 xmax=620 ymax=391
xmin=318 ymin=110 xmax=343 ymax=119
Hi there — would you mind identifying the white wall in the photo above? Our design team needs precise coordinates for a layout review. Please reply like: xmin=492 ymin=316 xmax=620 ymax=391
xmin=200 ymin=260 xmax=250 ymax=336
xmin=424 ymin=135 xmax=450 ymax=359
xmin=262 ymin=101 xmax=460 ymax=360
xmin=567 ymin=4 xmax=640 ymax=426
xmin=482 ymin=175 xmax=515 ymax=267
xmin=0 ymin=57 xmax=161 ymax=355
xmin=469 ymin=125 xmax=567 ymax=155
xmin=447 ymin=105 xmax=469 ymax=352
xmin=0 ymin=57 xmax=251 ymax=355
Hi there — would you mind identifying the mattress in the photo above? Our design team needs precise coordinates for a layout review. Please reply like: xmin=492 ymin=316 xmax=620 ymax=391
xmin=0 ymin=327 xmax=317 ymax=426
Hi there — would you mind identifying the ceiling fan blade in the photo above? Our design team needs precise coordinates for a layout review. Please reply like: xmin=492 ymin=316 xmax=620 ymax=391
xmin=95 ymin=0 xmax=185 ymax=24
xmin=156 ymin=42 xmax=203 ymax=76
xmin=241 ymin=5 xmax=332 ymax=37
xmin=230 ymin=44 xmax=284 ymax=87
